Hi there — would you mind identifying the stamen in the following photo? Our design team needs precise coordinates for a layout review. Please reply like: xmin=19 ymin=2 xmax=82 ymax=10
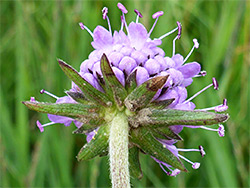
xmin=198 ymin=98 xmax=228 ymax=112
xmin=184 ymin=78 xmax=218 ymax=103
xmin=194 ymin=70 xmax=207 ymax=77
xmin=159 ymin=163 xmax=181 ymax=176
xmin=79 ymin=22 xmax=94 ymax=38
xmin=199 ymin=124 xmax=225 ymax=137
xmin=148 ymin=11 xmax=164 ymax=37
xmin=120 ymin=16 xmax=124 ymax=31
xmin=102 ymin=7 xmax=112 ymax=34
xmin=199 ymin=145 xmax=206 ymax=157
xmin=40 ymin=89 xmax=59 ymax=99
xmin=157 ymin=21 xmax=181 ymax=41
xmin=212 ymin=77 xmax=219 ymax=90
xmin=183 ymin=38 xmax=199 ymax=63
xmin=177 ymin=145 xmax=206 ymax=157
xmin=36 ymin=120 xmax=55 ymax=132
xmin=177 ymin=21 xmax=182 ymax=39
xmin=172 ymin=35 xmax=178 ymax=56
xmin=117 ymin=3 xmax=129 ymax=34
xmin=178 ymin=154 xmax=200 ymax=169
xmin=134 ymin=9 xmax=143 ymax=23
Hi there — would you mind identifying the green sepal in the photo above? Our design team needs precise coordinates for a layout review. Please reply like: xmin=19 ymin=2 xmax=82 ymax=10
xmin=66 ymin=91 xmax=89 ymax=104
xmin=125 ymin=70 xmax=137 ymax=94
xmin=147 ymin=98 xmax=175 ymax=109
xmin=22 ymin=101 xmax=99 ymax=119
xmin=58 ymin=59 xmax=112 ymax=107
xmin=129 ymin=146 xmax=143 ymax=180
xmin=100 ymin=54 xmax=127 ymax=107
xmin=131 ymin=108 xmax=229 ymax=128
xmin=151 ymin=127 xmax=183 ymax=141
xmin=130 ymin=127 xmax=186 ymax=171
xmin=77 ymin=124 xmax=109 ymax=161
xmin=124 ymin=75 xmax=169 ymax=112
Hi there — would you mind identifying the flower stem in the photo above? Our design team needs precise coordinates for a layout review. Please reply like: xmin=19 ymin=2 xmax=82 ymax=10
xmin=109 ymin=112 xmax=130 ymax=188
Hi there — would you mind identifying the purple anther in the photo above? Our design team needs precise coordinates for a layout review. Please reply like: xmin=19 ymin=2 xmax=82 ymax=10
xmin=212 ymin=77 xmax=219 ymax=90
xmin=171 ymin=169 xmax=181 ymax=176
xmin=134 ymin=9 xmax=143 ymax=18
xmin=30 ymin=97 xmax=36 ymax=102
xmin=192 ymin=162 xmax=200 ymax=169
xmin=36 ymin=120 xmax=44 ymax=132
xmin=223 ymin=98 xmax=227 ymax=106
xmin=218 ymin=124 xmax=225 ymax=137
xmin=79 ymin=22 xmax=85 ymax=30
xmin=177 ymin=21 xmax=182 ymax=39
xmin=117 ymin=2 xmax=128 ymax=14
xmin=215 ymin=98 xmax=228 ymax=112
xmin=40 ymin=89 xmax=45 ymax=94
xmin=102 ymin=7 xmax=108 ymax=20
xmin=193 ymin=38 xmax=199 ymax=48
xmin=199 ymin=145 xmax=206 ymax=157
xmin=152 ymin=11 xmax=164 ymax=19
xmin=200 ymin=70 xmax=207 ymax=76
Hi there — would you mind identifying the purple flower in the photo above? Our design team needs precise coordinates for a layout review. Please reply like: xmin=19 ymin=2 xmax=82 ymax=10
xmin=27 ymin=3 xmax=228 ymax=177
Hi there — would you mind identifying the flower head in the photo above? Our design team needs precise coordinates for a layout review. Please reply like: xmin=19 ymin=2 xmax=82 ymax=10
xmin=23 ymin=2 xmax=229 ymax=181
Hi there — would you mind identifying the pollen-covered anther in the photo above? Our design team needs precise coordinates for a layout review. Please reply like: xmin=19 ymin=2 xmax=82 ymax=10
xmin=194 ymin=70 xmax=207 ymax=78
xmin=40 ymin=89 xmax=59 ymax=99
xmin=177 ymin=21 xmax=182 ymax=39
xmin=36 ymin=120 xmax=55 ymax=133
xmin=134 ymin=9 xmax=142 ymax=23
xmin=212 ymin=77 xmax=219 ymax=90
xmin=199 ymin=145 xmax=206 ymax=157
xmin=183 ymin=38 xmax=199 ymax=63
xmin=178 ymin=154 xmax=201 ymax=169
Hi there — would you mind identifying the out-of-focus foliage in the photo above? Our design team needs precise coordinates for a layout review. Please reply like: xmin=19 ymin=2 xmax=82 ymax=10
xmin=0 ymin=1 xmax=249 ymax=187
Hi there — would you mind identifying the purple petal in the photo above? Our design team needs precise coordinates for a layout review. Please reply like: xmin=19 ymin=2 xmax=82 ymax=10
xmin=92 ymin=61 xmax=102 ymax=78
xmin=154 ymin=55 xmax=168 ymax=71
xmin=134 ymin=67 xmax=149 ymax=86
xmin=128 ymin=22 xmax=148 ymax=50
xmin=80 ymin=59 xmax=95 ymax=73
xmin=181 ymin=78 xmax=193 ymax=87
xmin=152 ymin=47 xmax=165 ymax=57
xmin=120 ymin=46 xmax=134 ymax=56
xmin=108 ymin=52 xmax=124 ymax=67
xmin=171 ymin=54 xmax=184 ymax=67
xmin=118 ymin=56 xmax=137 ymax=75
xmin=130 ymin=51 xmax=148 ymax=65
xmin=48 ymin=114 xmax=73 ymax=126
xmin=144 ymin=59 xmax=161 ymax=75
xmin=112 ymin=66 xmax=125 ymax=86
xmin=178 ymin=62 xmax=201 ymax=78
xmin=164 ymin=57 xmax=175 ymax=68
xmin=91 ymin=26 xmax=113 ymax=50
xmin=82 ymin=73 xmax=103 ymax=91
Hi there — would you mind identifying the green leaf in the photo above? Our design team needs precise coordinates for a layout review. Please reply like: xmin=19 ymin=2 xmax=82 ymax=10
xmin=66 ymin=91 xmax=88 ymax=104
xmin=147 ymin=98 xmax=175 ymax=109
xmin=131 ymin=108 xmax=229 ymax=128
xmin=58 ymin=59 xmax=112 ymax=107
xmin=124 ymin=75 xmax=169 ymax=112
xmin=77 ymin=124 xmax=109 ymax=161
xmin=129 ymin=147 xmax=143 ymax=180
xmin=22 ymin=101 xmax=99 ymax=119
xmin=100 ymin=54 xmax=127 ymax=107
xmin=125 ymin=70 xmax=137 ymax=94
xmin=130 ymin=127 xmax=186 ymax=171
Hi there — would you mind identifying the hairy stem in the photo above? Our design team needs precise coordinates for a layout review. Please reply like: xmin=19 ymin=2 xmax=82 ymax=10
xmin=109 ymin=112 xmax=130 ymax=188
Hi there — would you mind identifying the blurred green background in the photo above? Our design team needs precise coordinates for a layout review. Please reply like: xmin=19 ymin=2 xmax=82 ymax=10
xmin=0 ymin=0 xmax=249 ymax=187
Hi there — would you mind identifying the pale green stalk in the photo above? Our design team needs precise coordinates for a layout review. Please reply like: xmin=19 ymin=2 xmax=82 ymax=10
xmin=109 ymin=112 xmax=130 ymax=188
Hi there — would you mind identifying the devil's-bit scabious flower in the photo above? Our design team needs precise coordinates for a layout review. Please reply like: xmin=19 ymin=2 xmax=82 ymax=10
xmin=23 ymin=3 xmax=229 ymax=188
